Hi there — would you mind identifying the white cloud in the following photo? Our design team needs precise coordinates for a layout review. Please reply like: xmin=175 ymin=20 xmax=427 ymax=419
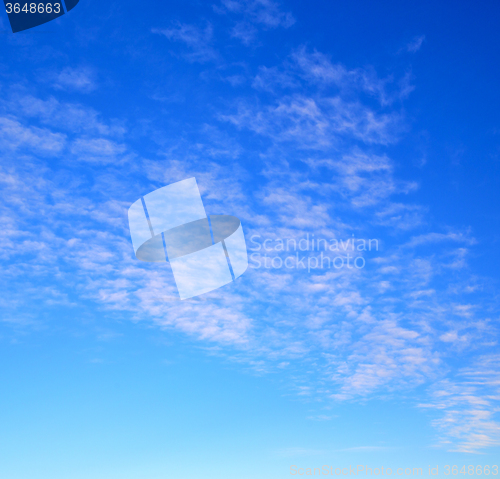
xmin=291 ymin=47 xmax=415 ymax=105
xmin=12 ymin=95 xmax=126 ymax=136
xmin=230 ymin=21 xmax=258 ymax=45
xmin=1 ymin=44 xmax=499 ymax=455
xmin=307 ymin=414 xmax=336 ymax=421
xmin=420 ymin=357 xmax=500 ymax=453
xmin=407 ymin=35 xmax=426 ymax=53
xmin=217 ymin=0 xmax=295 ymax=29
xmin=375 ymin=203 xmax=426 ymax=230
xmin=0 ymin=116 xmax=65 ymax=155
xmin=221 ymin=95 xmax=403 ymax=148
xmin=404 ymin=231 xmax=476 ymax=248
xmin=330 ymin=317 xmax=437 ymax=400
xmin=152 ymin=23 xmax=218 ymax=63
xmin=70 ymin=138 xmax=127 ymax=163
xmin=221 ymin=50 xmax=412 ymax=148
xmin=52 ymin=66 xmax=97 ymax=93
xmin=306 ymin=151 xmax=417 ymax=207
xmin=252 ymin=65 xmax=299 ymax=91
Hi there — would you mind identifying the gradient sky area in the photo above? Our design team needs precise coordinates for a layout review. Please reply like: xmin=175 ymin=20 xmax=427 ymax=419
xmin=1 ymin=1 xmax=500 ymax=478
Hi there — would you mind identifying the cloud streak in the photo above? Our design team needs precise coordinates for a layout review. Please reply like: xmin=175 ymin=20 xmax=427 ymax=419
xmin=0 ymin=40 xmax=498 ymax=455
xmin=152 ymin=22 xmax=219 ymax=63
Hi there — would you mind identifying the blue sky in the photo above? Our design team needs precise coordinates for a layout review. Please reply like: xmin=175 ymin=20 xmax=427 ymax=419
xmin=1 ymin=0 xmax=500 ymax=477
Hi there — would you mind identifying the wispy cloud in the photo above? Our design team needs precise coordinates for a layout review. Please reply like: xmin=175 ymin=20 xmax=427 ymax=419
xmin=230 ymin=21 xmax=259 ymax=45
xmin=252 ymin=65 xmax=299 ymax=91
xmin=220 ymin=47 xmax=413 ymax=149
xmin=216 ymin=0 xmax=295 ymax=28
xmin=420 ymin=356 xmax=500 ymax=453
xmin=305 ymin=151 xmax=417 ymax=207
xmin=11 ymin=94 xmax=126 ymax=136
xmin=1 ymin=38 xmax=498 ymax=455
xmin=221 ymin=95 xmax=403 ymax=148
xmin=70 ymin=138 xmax=127 ymax=163
xmin=291 ymin=47 xmax=415 ymax=105
xmin=404 ymin=231 xmax=476 ymax=248
xmin=374 ymin=203 xmax=426 ymax=230
xmin=307 ymin=414 xmax=337 ymax=421
xmin=0 ymin=116 xmax=65 ymax=155
xmin=51 ymin=66 xmax=97 ymax=93
xmin=407 ymin=35 xmax=426 ymax=53
xmin=152 ymin=22 xmax=218 ymax=63
xmin=214 ymin=0 xmax=294 ymax=46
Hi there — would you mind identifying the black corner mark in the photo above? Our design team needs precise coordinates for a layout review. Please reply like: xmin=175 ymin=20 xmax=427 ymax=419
xmin=3 ymin=0 xmax=79 ymax=33
xmin=63 ymin=0 xmax=77 ymax=11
